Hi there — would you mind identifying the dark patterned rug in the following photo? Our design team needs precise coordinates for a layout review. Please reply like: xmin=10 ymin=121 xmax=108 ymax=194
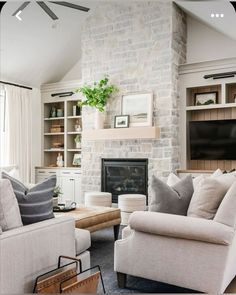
xmin=90 ymin=227 xmax=198 ymax=293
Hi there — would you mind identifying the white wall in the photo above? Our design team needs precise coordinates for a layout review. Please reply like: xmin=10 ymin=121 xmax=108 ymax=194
xmin=61 ymin=59 xmax=81 ymax=81
xmin=187 ymin=16 xmax=236 ymax=64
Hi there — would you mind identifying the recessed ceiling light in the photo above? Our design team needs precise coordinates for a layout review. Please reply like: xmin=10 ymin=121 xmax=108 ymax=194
xmin=220 ymin=13 xmax=224 ymax=18
xmin=215 ymin=13 xmax=220 ymax=17
xmin=211 ymin=13 xmax=215 ymax=18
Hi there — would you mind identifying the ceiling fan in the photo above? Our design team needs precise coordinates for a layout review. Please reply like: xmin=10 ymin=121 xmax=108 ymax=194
xmin=12 ymin=1 xmax=90 ymax=20
xmin=230 ymin=1 xmax=236 ymax=12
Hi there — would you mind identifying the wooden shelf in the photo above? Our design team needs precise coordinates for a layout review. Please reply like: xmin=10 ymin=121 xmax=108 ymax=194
xmin=186 ymin=103 xmax=236 ymax=111
xmin=82 ymin=127 xmax=160 ymax=141
xmin=44 ymin=149 xmax=64 ymax=152
xmin=67 ymin=131 xmax=82 ymax=135
xmin=44 ymin=132 xmax=64 ymax=136
xmin=67 ymin=116 xmax=82 ymax=119
xmin=44 ymin=117 xmax=64 ymax=121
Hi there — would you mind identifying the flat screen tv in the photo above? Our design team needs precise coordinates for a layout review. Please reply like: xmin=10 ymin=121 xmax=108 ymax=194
xmin=189 ymin=120 xmax=236 ymax=160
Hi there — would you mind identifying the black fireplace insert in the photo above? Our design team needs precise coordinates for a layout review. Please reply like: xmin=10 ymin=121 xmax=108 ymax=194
xmin=101 ymin=158 xmax=148 ymax=204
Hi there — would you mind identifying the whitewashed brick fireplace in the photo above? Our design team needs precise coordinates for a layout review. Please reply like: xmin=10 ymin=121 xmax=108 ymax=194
xmin=80 ymin=0 xmax=186 ymax=203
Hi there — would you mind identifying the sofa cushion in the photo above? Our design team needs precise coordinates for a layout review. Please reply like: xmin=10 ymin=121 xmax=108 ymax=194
xmin=0 ymin=179 xmax=23 ymax=231
xmin=214 ymin=181 xmax=236 ymax=228
xmin=2 ymin=172 xmax=55 ymax=225
xmin=75 ymin=228 xmax=91 ymax=255
xmin=150 ymin=175 xmax=193 ymax=215
xmin=0 ymin=226 xmax=2 ymax=234
xmin=187 ymin=178 xmax=228 ymax=219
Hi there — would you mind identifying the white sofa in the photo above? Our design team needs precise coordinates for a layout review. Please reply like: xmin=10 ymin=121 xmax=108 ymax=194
xmin=114 ymin=210 xmax=236 ymax=293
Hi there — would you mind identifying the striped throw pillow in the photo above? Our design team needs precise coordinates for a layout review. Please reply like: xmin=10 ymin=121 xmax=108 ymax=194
xmin=2 ymin=172 xmax=56 ymax=225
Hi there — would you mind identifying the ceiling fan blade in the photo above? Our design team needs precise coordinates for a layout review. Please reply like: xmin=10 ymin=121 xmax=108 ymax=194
xmin=12 ymin=2 xmax=30 ymax=16
xmin=37 ymin=1 xmax=58 ymax=20
xmin=230 ymin=1 xmax=236 ymax=12
xmin=50 ymin=1 xmax=90 ymax=12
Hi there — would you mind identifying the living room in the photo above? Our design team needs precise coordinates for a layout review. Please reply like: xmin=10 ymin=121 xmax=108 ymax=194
xmin=1 ymin=0 xmax=236 ymax=293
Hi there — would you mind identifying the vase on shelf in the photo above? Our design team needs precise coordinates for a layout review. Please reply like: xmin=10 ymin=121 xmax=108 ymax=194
xmin=95 ymin=109 xmax=105 ymax=129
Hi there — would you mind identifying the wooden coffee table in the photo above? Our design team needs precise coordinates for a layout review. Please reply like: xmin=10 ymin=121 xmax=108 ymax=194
xmin=56 ymin=206 xmax=121 ymax=240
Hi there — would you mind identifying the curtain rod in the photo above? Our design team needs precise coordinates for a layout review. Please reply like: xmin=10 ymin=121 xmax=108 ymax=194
xmin=0 ymin=80 xmax=33 ymax=90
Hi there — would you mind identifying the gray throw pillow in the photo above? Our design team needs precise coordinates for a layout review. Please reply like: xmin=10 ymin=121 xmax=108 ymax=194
xmin=2 ymin=172 xmax=56 ymax=225
xmin=0 ymin=179 xmax=23 ymax=231
xmin=149 ymin=175 xmax=194 ymax=215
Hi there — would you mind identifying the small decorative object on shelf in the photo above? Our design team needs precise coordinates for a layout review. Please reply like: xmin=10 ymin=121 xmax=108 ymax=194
xmin=76 ymin=76 xmax=118 ymax=129
xmin=194 ymin=92 xmax=218 ymax=106
xmin=73 ymin=154 xmax=81 ymax=166
xmin=74 ymin=134 xmax=81 ymax=149
xmin=50 ymin=106 xmax=56 ymax=118
xmin=52 ymin=142 xmax=64 ymax=148
xmin=56 ymin=108 xmax=64 ymax=117
xmin=50 ymin=124 xmax=64 ymax=133
xmin=56 ymin=153 xmax=63 ymax=167
xmin=234 ymin=94 xmax=236 ymax=103
xmin=74 ymin=120 xmax=81 ymax=132
xmin=73 ymin=105 xmax=80 ymax=116
xmin=114 ymin=115 xmax=129 ymax=128
xmin=122 ymin=92 xmax=153 ymax=127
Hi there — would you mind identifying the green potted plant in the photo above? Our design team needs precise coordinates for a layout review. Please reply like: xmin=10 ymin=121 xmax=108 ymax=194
xmin=76 ymin=76 xmax=118 ymax=129
xmin=53 ymin=185 xmax=62 ymax=207
xmin=74 ymin=134 xmax=81 ymax=149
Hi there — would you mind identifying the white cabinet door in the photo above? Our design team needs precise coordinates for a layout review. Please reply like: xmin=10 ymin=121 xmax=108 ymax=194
xmin=74 ymin=176 xmax=81 ymax=204
xmin=60 ymin=177 xmax=75 ymax=203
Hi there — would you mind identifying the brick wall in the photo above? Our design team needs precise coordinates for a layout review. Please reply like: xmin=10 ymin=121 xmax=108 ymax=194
xmin=81 ymin=0 xmax=186 ymax=202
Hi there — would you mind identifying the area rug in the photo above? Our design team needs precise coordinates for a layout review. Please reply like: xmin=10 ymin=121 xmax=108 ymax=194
xmin=90 ymin=228 xmax=198 ymax=293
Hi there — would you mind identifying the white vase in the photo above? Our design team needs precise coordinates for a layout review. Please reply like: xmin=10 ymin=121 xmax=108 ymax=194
xmin=95 ymin=109 xmax=105 ymax=129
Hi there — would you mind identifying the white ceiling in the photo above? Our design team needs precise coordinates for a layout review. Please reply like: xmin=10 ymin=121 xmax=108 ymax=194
xmin=1 ymin=1 xmax=236 ymax=88
xmin=0 ymin=1 xmax=96 ymax=87
xmin=175 ymin=0 xmax=236 ymax=41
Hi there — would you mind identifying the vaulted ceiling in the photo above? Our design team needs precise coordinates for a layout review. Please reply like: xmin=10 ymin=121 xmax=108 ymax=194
xmin=175 ymin=0 xmax=236 ymax=41
xmin=1 ymin=1 xmax=236 ymax=88
xmin=0 ymin=1 xmax=96 ymax=87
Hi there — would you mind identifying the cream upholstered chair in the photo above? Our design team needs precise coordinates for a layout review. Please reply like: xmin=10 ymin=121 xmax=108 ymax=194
xmin=0 ymin=178 xmax=91 ymax=294
xmin=114 ymin=182 xmax=236 ymax=294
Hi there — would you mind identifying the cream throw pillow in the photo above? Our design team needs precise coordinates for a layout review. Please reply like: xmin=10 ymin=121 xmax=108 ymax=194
xmin=167 ymin=173 xmax=205 ymax=191
xmin=0 ymin=179 xmax=23 ymax=231
xmin=187 ymin=178 xmax=228 ymax=219
xmin=214 ymin=181 xmax=236 ymax=227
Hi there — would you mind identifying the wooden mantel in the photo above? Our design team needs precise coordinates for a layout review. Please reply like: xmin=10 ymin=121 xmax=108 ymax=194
xmin=82 ymin=126 xmax=160 ymax=141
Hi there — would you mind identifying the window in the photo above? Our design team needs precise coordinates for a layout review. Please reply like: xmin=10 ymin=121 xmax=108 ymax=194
xmin=0 ymin=86 xmax=7 ymax=166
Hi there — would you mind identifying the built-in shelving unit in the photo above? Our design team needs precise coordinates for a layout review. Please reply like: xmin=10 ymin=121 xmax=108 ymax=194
xmin=41 ymin=82 xmax=83 ymax=168
xmin=179 ymin=58 xmax=236 ymax=171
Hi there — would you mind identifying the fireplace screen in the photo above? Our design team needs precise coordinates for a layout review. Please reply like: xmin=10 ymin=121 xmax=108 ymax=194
xmin=101 ymin=158 xmax=148 ymax=204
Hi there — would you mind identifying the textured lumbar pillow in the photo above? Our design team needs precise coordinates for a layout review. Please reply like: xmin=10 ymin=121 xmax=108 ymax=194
xmin=187 ymin=178 xmax=229 ymax=219
xmin=0 ymin=179 xmax=23 ymax=231
xmin=2 ymin=172 xmax=56 ymax=225
xmin=149 ymin=175 xmax=194 ymax=215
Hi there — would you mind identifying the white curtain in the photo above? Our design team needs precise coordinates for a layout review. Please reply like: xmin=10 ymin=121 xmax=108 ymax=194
xmin=4 ymin=85 xmax=32 ymax=183
xmin=0 ymin=84 xmax=7 ymax=167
